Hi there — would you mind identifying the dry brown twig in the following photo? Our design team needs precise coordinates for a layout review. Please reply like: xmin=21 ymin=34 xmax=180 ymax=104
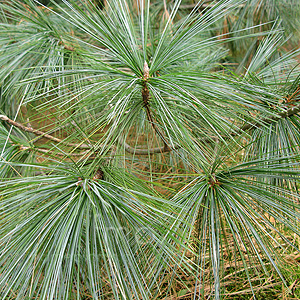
xmin=0 ymin=114 xmax=91 ymax=149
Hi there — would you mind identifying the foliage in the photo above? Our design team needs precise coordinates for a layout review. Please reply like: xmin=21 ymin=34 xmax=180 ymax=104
xmin=0 ymin=0 xmax=300 ymax=299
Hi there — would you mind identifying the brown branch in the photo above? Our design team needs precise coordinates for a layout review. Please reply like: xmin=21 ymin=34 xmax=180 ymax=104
xmin=1 ymin=114 xmax=176 ymax=155
xmin=0 ymin=115 xmax=91 ymax=149
xmin=143 ymin=86 xmax=169 ymax=146
xmin=233 ymin=103 xmax=300 ymax=136
xmin=33 ymin=112 xmax=104 ymax=143
xmin=142 ymin=61 xmax=172 ymax=152
xmin=193 ymin=104 xmax=300 ymax=146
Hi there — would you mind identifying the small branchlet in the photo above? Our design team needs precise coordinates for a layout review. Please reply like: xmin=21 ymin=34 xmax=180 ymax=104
xmin=0 ymin=114 xmax=91 ymax=149
xmin=142 ymin=61 xmax=150 ymax=108
xmin=141 ymin=62 xmax=171 ymax=151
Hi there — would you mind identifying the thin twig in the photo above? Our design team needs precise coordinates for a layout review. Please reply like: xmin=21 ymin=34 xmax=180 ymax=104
xmin=1 ymin=111 xmax=175 ymax=155
xmin=142 ymin=61 xmax=171 ymax=152
xmin=234 ymin=103 xmax=300 ymax=135
xmin=198 ymin=104 xmax=300 ymax=144
xmin=0 ymin=115 xmax=91 ymax=149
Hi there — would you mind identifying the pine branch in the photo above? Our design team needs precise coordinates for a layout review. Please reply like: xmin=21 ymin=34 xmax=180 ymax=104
xmin=3 ymin=102 xmax=299 ymax=156
xmin=0 ymin=114 xmax=175 ymax=155
xmin=142 ymin=62 xmax=172 ymax=152
xmin=0 ymin=114 xmax=91 ymax=149
xmin=234 ymin=103 xmax=300 ymax=135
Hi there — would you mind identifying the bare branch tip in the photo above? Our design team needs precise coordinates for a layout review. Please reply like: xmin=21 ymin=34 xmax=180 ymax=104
xmin=143 ymin=61 xmax=150 ymax=80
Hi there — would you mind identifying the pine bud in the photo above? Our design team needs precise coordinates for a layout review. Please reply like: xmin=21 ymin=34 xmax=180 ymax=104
xmin=143 ymin=61 xmax=149 ymax=80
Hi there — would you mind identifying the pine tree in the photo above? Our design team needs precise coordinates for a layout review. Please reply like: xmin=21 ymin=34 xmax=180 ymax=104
xmin=0 ymin=0 xmax=300 ymax=299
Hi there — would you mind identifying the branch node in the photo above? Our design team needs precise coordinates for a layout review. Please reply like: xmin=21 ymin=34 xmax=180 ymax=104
xmin=208 ymin=174 xmax=221 ymax=188
xmin=93 ymin=168 xmax=104 ymax=180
